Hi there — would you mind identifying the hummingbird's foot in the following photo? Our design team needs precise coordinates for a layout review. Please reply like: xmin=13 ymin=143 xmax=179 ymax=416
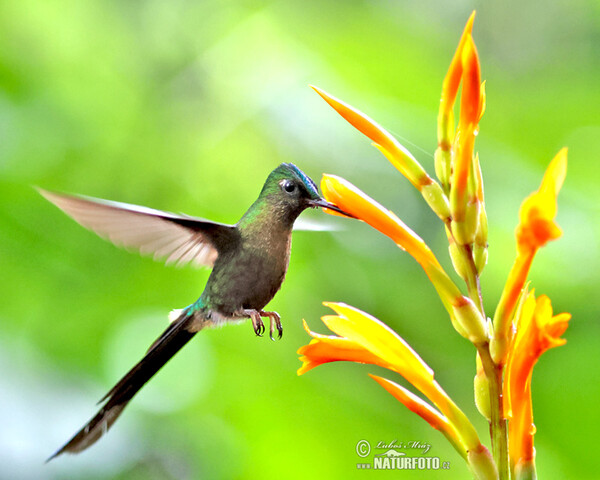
xmin=260 ymin=310 xmax=282 ymax=341
xmin=244 ymin=310 xmax=265 ymax=337
xmin=241 ymin=309 xmax=281 ymax=339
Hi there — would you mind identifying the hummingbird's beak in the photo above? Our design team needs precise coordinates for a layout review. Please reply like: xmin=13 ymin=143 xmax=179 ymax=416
xmin=308 ymin=198 xmax=355 ymax=218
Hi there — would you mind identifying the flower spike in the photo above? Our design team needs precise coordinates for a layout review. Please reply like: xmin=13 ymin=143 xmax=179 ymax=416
xmin=301 ymin=11 xmax=571 ymax=480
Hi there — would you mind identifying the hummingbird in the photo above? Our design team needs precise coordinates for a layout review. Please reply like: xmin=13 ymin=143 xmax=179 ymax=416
xmin=40 ymin=163 xmax=349 ymax=460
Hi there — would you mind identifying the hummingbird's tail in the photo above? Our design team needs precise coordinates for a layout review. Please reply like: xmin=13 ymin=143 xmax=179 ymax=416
xmin=47 ymin=308 xmax=207 ymax=461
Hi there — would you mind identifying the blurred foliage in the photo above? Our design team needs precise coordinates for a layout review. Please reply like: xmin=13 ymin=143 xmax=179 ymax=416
xmin=0 ymin=1 xmax=598 ymax=479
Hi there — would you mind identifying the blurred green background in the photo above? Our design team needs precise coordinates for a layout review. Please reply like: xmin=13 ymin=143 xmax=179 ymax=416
xmin=1 ymin=1 xmax=598 ymax=479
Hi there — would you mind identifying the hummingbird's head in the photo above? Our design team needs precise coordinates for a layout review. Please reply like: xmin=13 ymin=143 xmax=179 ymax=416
xmin=261 ymin=163 xmax=350 ymax=221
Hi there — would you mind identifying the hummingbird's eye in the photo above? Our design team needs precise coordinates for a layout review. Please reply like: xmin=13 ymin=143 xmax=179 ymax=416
xmin=281 ymin=180 xmax=296 ymax=194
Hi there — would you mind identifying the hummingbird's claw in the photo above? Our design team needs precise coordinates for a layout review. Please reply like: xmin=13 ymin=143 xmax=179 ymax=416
xmin=255 ymin=321 xmax=265 ymax=337
xmin=274 ymin=318 xmax=283 ymax=340
xmin=248 ymin=311 xmax=265 ymax=336
xmin=261 ymin=311 xmax=282 ymax=341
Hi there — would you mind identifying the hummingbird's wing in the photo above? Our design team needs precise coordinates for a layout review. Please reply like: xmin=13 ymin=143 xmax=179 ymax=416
xmin=38 ymin=189 xmax=238 ymax=268
xmin=293 ymin=217 xmax=344 ymax=232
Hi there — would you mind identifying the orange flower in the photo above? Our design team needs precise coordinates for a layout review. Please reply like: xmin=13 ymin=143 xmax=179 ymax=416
xmin=320 ymin=174 xmax=487 ymax=344
xmin=492 ymin=149 xmax=568 ymax=364
xmin=516 ymin=148 xmax=567 ymax=254
xmin=503 ymin=292 xmax=571 ymax=474
xmin=297 ymin=320 xmax=394 ymax=375
xmin=320 ymin=174 xmax=439 ymax=269
xmin=298 ymin=303 xmax=483 ymax=455
xmin=299 ymin=303 xmax=435 ymax=390
xmin=311 ymin=85 xmax=432 ymax=191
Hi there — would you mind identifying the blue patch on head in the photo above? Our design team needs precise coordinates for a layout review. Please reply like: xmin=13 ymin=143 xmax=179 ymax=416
xmin=283 ymin=163 xmax=320 ymax=198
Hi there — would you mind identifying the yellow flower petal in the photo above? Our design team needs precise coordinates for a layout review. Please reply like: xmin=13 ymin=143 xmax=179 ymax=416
xmin=322 ymin=302 xmax=434 ymax=385
xmin=297 ymin=321 xmax=394 ymax=375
